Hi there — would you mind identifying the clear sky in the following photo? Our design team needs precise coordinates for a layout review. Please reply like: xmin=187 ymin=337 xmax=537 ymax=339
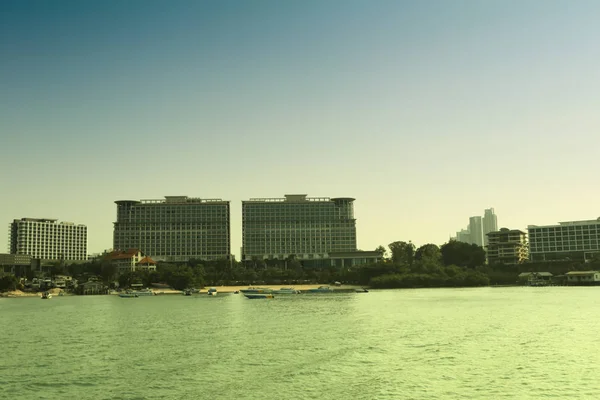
xmin=2 ymin=0 xmax=600 ymax=257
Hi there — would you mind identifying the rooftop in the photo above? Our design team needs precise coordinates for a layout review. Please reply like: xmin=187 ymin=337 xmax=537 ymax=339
xmin=245 ymin=194 xmax=355 ymax=203
xmin=528 ymin=218 xmax=600 ymax=228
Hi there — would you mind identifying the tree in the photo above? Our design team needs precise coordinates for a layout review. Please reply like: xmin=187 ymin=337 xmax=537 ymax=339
xmin=414 ymin=244 xmax=442 ymax=263
xmin=0 ymin=275 xmax=19 ymax=292
xmin=388 ymin=241 xmax=415 ymax=266
xmin=440 ymin=240 xmax=486 ymax=268
xmin=100 ymin=262 xmax=118 ymax=283
xmin=375 ymin=245 xmax=387 ymax=260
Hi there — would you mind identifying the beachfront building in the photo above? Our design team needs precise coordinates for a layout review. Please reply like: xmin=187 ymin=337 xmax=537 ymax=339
xmin=528 ymin=218 xmax=600 ymax=262
xmin=242 ymin=194 xmax=380 ymax=266
xmin=106 ymin=249 xmax=157 ymax=275
xmin=113 ymin=196 xmax=231 ymax=262
xmin=0 ymin=253 xmax=33 ymax=276
xmin=8 ymin=218 xmax=87 ymax=261
xmin=565 ymin=271 xmax=600 ymax=285
xmin=486 ymin=228 xmax=528 ymax=265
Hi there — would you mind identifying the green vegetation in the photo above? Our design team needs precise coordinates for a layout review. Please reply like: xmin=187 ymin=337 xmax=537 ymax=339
xmin=57 ymin=239 xmax=600 ymax=291
xmin=0 ymin=274 xmax=21 ymax=292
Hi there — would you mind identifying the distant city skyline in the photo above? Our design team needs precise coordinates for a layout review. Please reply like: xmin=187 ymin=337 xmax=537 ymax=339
xmin=2 ymin=1 xmax=600 ymax=258
xmin=453 ymin=208 xmax=498 ymax=247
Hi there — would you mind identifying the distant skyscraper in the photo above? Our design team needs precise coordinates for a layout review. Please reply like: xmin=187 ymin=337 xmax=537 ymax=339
xmin=452 ymin=207 xmax=498 ymax=248
xmin=455 ymin=229 xmax=471 ymax=244
xmin=469 ymin=216 xmax=484 ymax=247
xmin=9 ymin=218 xmax=87 ymax=260
xmin=483 ymin=208 xmax=498 ymax=246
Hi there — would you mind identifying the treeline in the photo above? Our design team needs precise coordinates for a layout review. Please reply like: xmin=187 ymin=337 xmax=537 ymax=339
xmin=52 ymin=239 xmax=600 ymax=291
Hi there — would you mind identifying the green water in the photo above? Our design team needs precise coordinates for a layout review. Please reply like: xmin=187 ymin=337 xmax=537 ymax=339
xmin=2 ymin=287 xmax=600 ymax=399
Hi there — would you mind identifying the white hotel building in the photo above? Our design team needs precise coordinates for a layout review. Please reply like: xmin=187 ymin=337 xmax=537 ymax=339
xmin=528 ymin=218 xmax=600 ymax=262
xmin=9 ymin=218 xmax=88 ymax=260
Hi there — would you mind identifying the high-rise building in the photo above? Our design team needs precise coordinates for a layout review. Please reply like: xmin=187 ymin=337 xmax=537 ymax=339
xmin=242 ymin=194 xmax=357 ymax=261
xmin=469 ymin=216 xmax=484 ymax=247
xmin=528 ymin=218 xmax=600 ymax=262
xmin=455 ymin=229 xmax=471 ymax=244
xmin=8 ymin=218 xmax=87 ymax=260
xmin=483 ymin=208 xmax=498 ymax=246
xmin=113 ymin=196 xmax=230 ymax=262
xmin=452 ymin=207 xmax=498 ymax=248
xmin=486 ymin=228 xmax=528 ymax=265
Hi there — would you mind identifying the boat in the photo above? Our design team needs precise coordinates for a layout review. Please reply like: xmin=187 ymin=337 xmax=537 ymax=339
xmin=183 ymin=289 xmax=192 ymax=296
xmin=240 ymin=287 xmax=273 ymax=294
xmin=131 ymin=289 xmax=154 ymax=296
xmin=207 ymin=287 xmax=217 ymax=296
xmin=243 ymin=293 xmax=274 ymax=299
xmin=272 ymin=287 xmax=299 ymax=294
xmin=307 ymin=286 xmax=333 ymax=293
xmin=355 ymin=288 xmax=369 ymax=293
xmin=41 ymin=291 xmax=52 ymax=299
xmin=118 ymin=291 xmax=139 ymax=298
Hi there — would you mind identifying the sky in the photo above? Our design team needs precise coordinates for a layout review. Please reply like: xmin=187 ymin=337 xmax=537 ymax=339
xmin=2 ymin=0 xmax=600 ymax=257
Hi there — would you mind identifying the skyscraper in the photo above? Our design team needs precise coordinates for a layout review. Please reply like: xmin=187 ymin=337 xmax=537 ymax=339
xmin=9 ymin=218 xmax=87 ymax=260
xmin=242 ymin=194 xmax=357 ymax=261
xmin=113 ymin=196 xmax=230 ymax=262
xmin=483 ymin=208 xmax=498 ymax=246
xmin=469 ymin=216 xmax=484 ymax=247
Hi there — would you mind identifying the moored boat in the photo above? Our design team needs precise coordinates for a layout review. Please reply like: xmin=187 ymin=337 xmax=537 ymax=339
xmin=119 ymin=291 xmax=139 ymax=298
xmin=240 ymin=287 xmax=273 ymax=294
xmin=41 ymin=291 xmax=52 ymax=299
xmin=355 ymin=288 xmax=369 ymax=293
xmin=207 ymin=287 xmax=217 ymax=296
xmin=307 ymin=286 xmax=333 ymax=293
xmin=243 ymin=293 xmax=274 ymax=299
xmin=183 ymin=289 xmax=192 ymax=296
xmin=272 ymin=287 xmax=299 ymax=294
xmin=132 ymin=289 xmax=154 ymax=296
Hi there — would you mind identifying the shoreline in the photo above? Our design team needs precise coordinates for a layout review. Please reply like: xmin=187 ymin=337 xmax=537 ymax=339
xmin=0 ymin=284 xmax=364 ymax=298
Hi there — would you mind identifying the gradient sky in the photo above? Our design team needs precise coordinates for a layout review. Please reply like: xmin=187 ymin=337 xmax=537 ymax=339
xmin=2 ymin=0 xmax=600 ymax=257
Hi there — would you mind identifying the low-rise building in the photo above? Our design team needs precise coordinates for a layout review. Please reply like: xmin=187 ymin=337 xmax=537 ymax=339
xmin=486 ymin=228 xmax=528 ymax=265
xmin=566 ymin=271 xmax=600 ymax=285
xmin=517 ymin=272 xmax=553 ymax=286
xmin=0 ymin=253 xmax=33 ymax=276
xmin=107 ymin=249 xmax=157 ymax=275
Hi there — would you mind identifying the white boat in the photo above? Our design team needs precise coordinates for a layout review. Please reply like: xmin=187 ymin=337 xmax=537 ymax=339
xmin=119 ymin=292 xmax=138 ymax=298
xmin=132 ymin=289 xmax=154 ymax=296
xmin=272 ymin=287 xmax=299 ymax=294
xmin=207 ymin=287 xmax=217 ymax=296
xmin=240 ymin=287 xmax=273 ymax=294
xmin=41 ymin=291 xmax=52 ymax=299
xmin=243 ymin=293 xmax=274 ymax=299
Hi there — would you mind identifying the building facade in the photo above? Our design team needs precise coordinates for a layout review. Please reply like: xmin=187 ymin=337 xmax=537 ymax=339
xmin=486 ymin=228 xmax=528 ymax=265
xmin=113 ymin=196 xmax=230 ymax=262
xmin=8 ymin=218 xmax=87 ymax=261
xmin=482 ymin=208 xmax=498 ymax=246
xmin=452 ymin=207 xmax=498 ymax=247
xmin=469 ymin=216 xmax=484 ymax=247
xmin=528 ymin=219 xmax=600 ymax=262
xmin=106 ymin=249 xmax=157 ymax=275
xmin=242 ymin=194 xmax=357 ymax=261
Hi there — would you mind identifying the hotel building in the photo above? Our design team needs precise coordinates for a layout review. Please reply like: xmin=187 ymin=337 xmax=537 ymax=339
xmin=113 ymin=196 xmax=231 ymax=262
xmin=528 ymin=218 xmax=600 ymax=262
xmin=8 ymin=218 xmax=87 ymax=260
xmin=486 ymin=228 xmax=528 ymax=265
xmin=242 ymin=194 xmax=368 ymax=264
